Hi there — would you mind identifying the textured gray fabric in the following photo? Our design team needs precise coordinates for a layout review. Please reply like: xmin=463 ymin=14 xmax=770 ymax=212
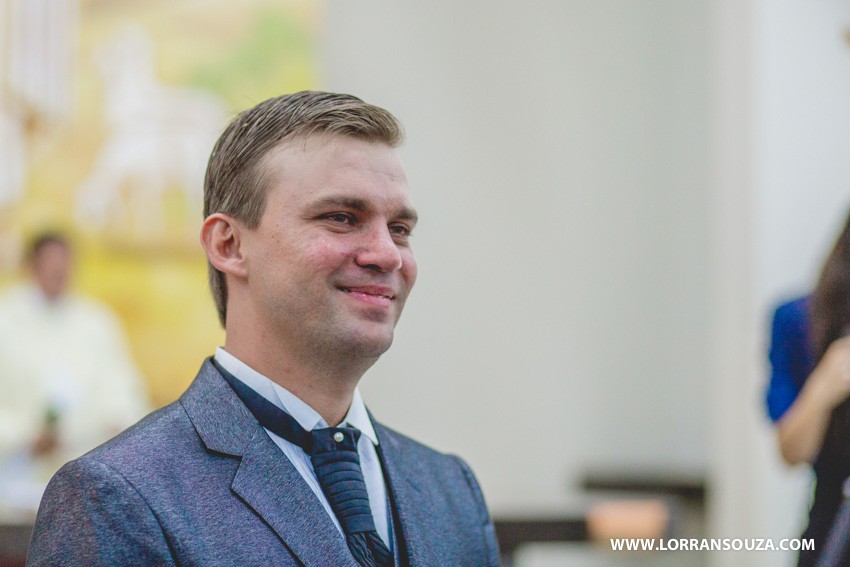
xmin=26 ymin=359 xmax=500 ymax=567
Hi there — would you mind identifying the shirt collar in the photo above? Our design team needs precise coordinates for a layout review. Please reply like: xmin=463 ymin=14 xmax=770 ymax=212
xmin=214 ymin=346 xmax=378 ymax=446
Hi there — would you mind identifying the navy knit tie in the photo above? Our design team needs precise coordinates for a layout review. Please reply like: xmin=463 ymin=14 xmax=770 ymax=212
xmin=215 ymin=361 xmax=393 ymax=567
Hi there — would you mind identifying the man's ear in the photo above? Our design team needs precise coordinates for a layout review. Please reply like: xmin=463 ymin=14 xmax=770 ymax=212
xmin=200 ymin=213 xmax=248 ymax=279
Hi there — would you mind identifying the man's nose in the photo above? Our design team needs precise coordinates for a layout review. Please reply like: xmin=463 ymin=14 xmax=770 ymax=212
xmin=354 ymin=225 xmax=403 ymax=272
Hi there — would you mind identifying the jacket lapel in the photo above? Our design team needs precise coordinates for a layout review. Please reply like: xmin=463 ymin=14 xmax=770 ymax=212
xmin=231 ymin=430 xmax=358 ymax=567
xmin=180 ymin=359 xmax=358 ymax=567
xmin=374 ymin=423 xmax=440 ymax=567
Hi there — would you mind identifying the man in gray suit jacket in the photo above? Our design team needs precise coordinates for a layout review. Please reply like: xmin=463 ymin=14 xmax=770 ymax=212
xmin=27 ymin=92 xmax=500 ymax=566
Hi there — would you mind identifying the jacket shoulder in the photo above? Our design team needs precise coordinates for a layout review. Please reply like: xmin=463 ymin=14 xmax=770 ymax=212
xmin=74 ymin=399 xmax=210 ymax=492
xmin=373 ymin=422 xmax=466 ymax=470
xmin=29 ymin=416 xmax=182 ymax=566
xmin=374 ymin=422 xmax=443 ymax=455
xmin=374 ymin=421 xmax=480 ymax=500
xmin=86 ymin=401 xmax=191 ymax=459
xmin=374 ymin=422 xmax=500 ymax=565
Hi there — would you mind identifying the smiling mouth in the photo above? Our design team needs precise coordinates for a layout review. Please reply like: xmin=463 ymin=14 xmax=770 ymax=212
xmin=338 ymin=287 xmax=396 ymax=300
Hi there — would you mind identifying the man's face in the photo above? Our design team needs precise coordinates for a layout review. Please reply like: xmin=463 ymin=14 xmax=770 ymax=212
xmin=31 ymin=242 xmax=71 ymax=300
xmin=240 ymin=136 xmax=418 ymax=360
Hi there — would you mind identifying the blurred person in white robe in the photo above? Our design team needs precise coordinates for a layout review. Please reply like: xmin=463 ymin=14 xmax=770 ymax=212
xmin=0 ymin=232 xmax=150 ymax=479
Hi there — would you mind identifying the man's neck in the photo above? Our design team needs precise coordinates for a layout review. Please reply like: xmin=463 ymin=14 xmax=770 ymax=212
xmin=223 ymin=333 xmax=376 ymax=427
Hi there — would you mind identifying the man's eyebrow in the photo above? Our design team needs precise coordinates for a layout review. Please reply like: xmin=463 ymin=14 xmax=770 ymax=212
xmin=396 ymin=207 xmax=419 ymax=224
xmin=309 ymin=196 xmax=418 ymax=224
xmin=310 ymin=196 xmax=370 ymax=211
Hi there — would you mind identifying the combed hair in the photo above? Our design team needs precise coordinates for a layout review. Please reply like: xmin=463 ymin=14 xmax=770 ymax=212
xmin=203 ymin=91 xmax=404 ymax=326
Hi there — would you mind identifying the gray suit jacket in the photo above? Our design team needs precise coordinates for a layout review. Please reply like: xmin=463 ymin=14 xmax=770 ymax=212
xmin=27 ymin=360 xmax=500 ymax=566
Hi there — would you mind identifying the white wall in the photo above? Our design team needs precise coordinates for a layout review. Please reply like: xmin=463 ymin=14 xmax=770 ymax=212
xmin=323 ymin=3 xmax=850 ymax=564
xmin=709 ymin=1 xmax=850 ymax=566
xmin=755 ymin=0 xmax=850 ymax=560
xmin=321 ymin=0 xmax=712 ymax=513
xmin=756 ymin=1 xmax=850 ymax=298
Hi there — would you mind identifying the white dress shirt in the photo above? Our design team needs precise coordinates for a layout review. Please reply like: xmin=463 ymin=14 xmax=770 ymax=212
xmin=214 ymin=347 xmax=391 ymax=547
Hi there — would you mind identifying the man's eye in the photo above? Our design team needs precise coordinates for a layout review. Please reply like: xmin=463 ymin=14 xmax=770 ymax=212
xmin=324 ymin=213 xmax=355 ymax=224
xmin=390 ymin=224 xmax=412 ymax=237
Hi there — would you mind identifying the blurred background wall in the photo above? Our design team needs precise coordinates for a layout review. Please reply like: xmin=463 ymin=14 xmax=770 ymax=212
xmin=710 ymin=1 xmax=850 ymax=566
xmin=324 ymin=0 xmax=712 ymax=513
xmin=3 ymin=1 xmax=850 ymax=566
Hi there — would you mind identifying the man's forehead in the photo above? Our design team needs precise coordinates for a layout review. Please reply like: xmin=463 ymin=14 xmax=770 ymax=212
xmin=262 ymin=134 xmax=398 ymax=173
xmin=261 ymin=135 xmax=414 ymax=209
xmin=265 ymin=132 xmax=395 ymax=161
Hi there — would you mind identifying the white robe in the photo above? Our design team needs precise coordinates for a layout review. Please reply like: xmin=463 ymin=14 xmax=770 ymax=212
xmin=0 ymin=284 xmax=150 ymax=462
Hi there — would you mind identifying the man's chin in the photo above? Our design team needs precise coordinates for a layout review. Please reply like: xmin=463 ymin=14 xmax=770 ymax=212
xmin=343 ymin=328 xmax=395 ymax=358
xmin=355 ymin=337 xmax=394 ymax=359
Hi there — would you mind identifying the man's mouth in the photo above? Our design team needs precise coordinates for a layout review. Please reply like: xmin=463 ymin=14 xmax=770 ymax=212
xmin=338 ymin=286 xmax=397 ymax=311
xmin=338 ymin=286 xmax=396 ymax=300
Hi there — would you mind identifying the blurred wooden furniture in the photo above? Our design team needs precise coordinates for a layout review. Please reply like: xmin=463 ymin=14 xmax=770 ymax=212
xmin=0 ymin=521 xmax=31 ymax=567
xmin=495 ymin=515 xmax=588 ymax=561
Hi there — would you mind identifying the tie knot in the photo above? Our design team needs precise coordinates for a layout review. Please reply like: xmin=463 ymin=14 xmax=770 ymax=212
xmin=310 ymin=426 xmax=360 ymax=455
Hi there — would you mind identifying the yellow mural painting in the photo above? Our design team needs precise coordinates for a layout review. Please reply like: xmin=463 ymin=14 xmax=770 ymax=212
xmin=3 ymin=0 xmax=318 ymax=406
